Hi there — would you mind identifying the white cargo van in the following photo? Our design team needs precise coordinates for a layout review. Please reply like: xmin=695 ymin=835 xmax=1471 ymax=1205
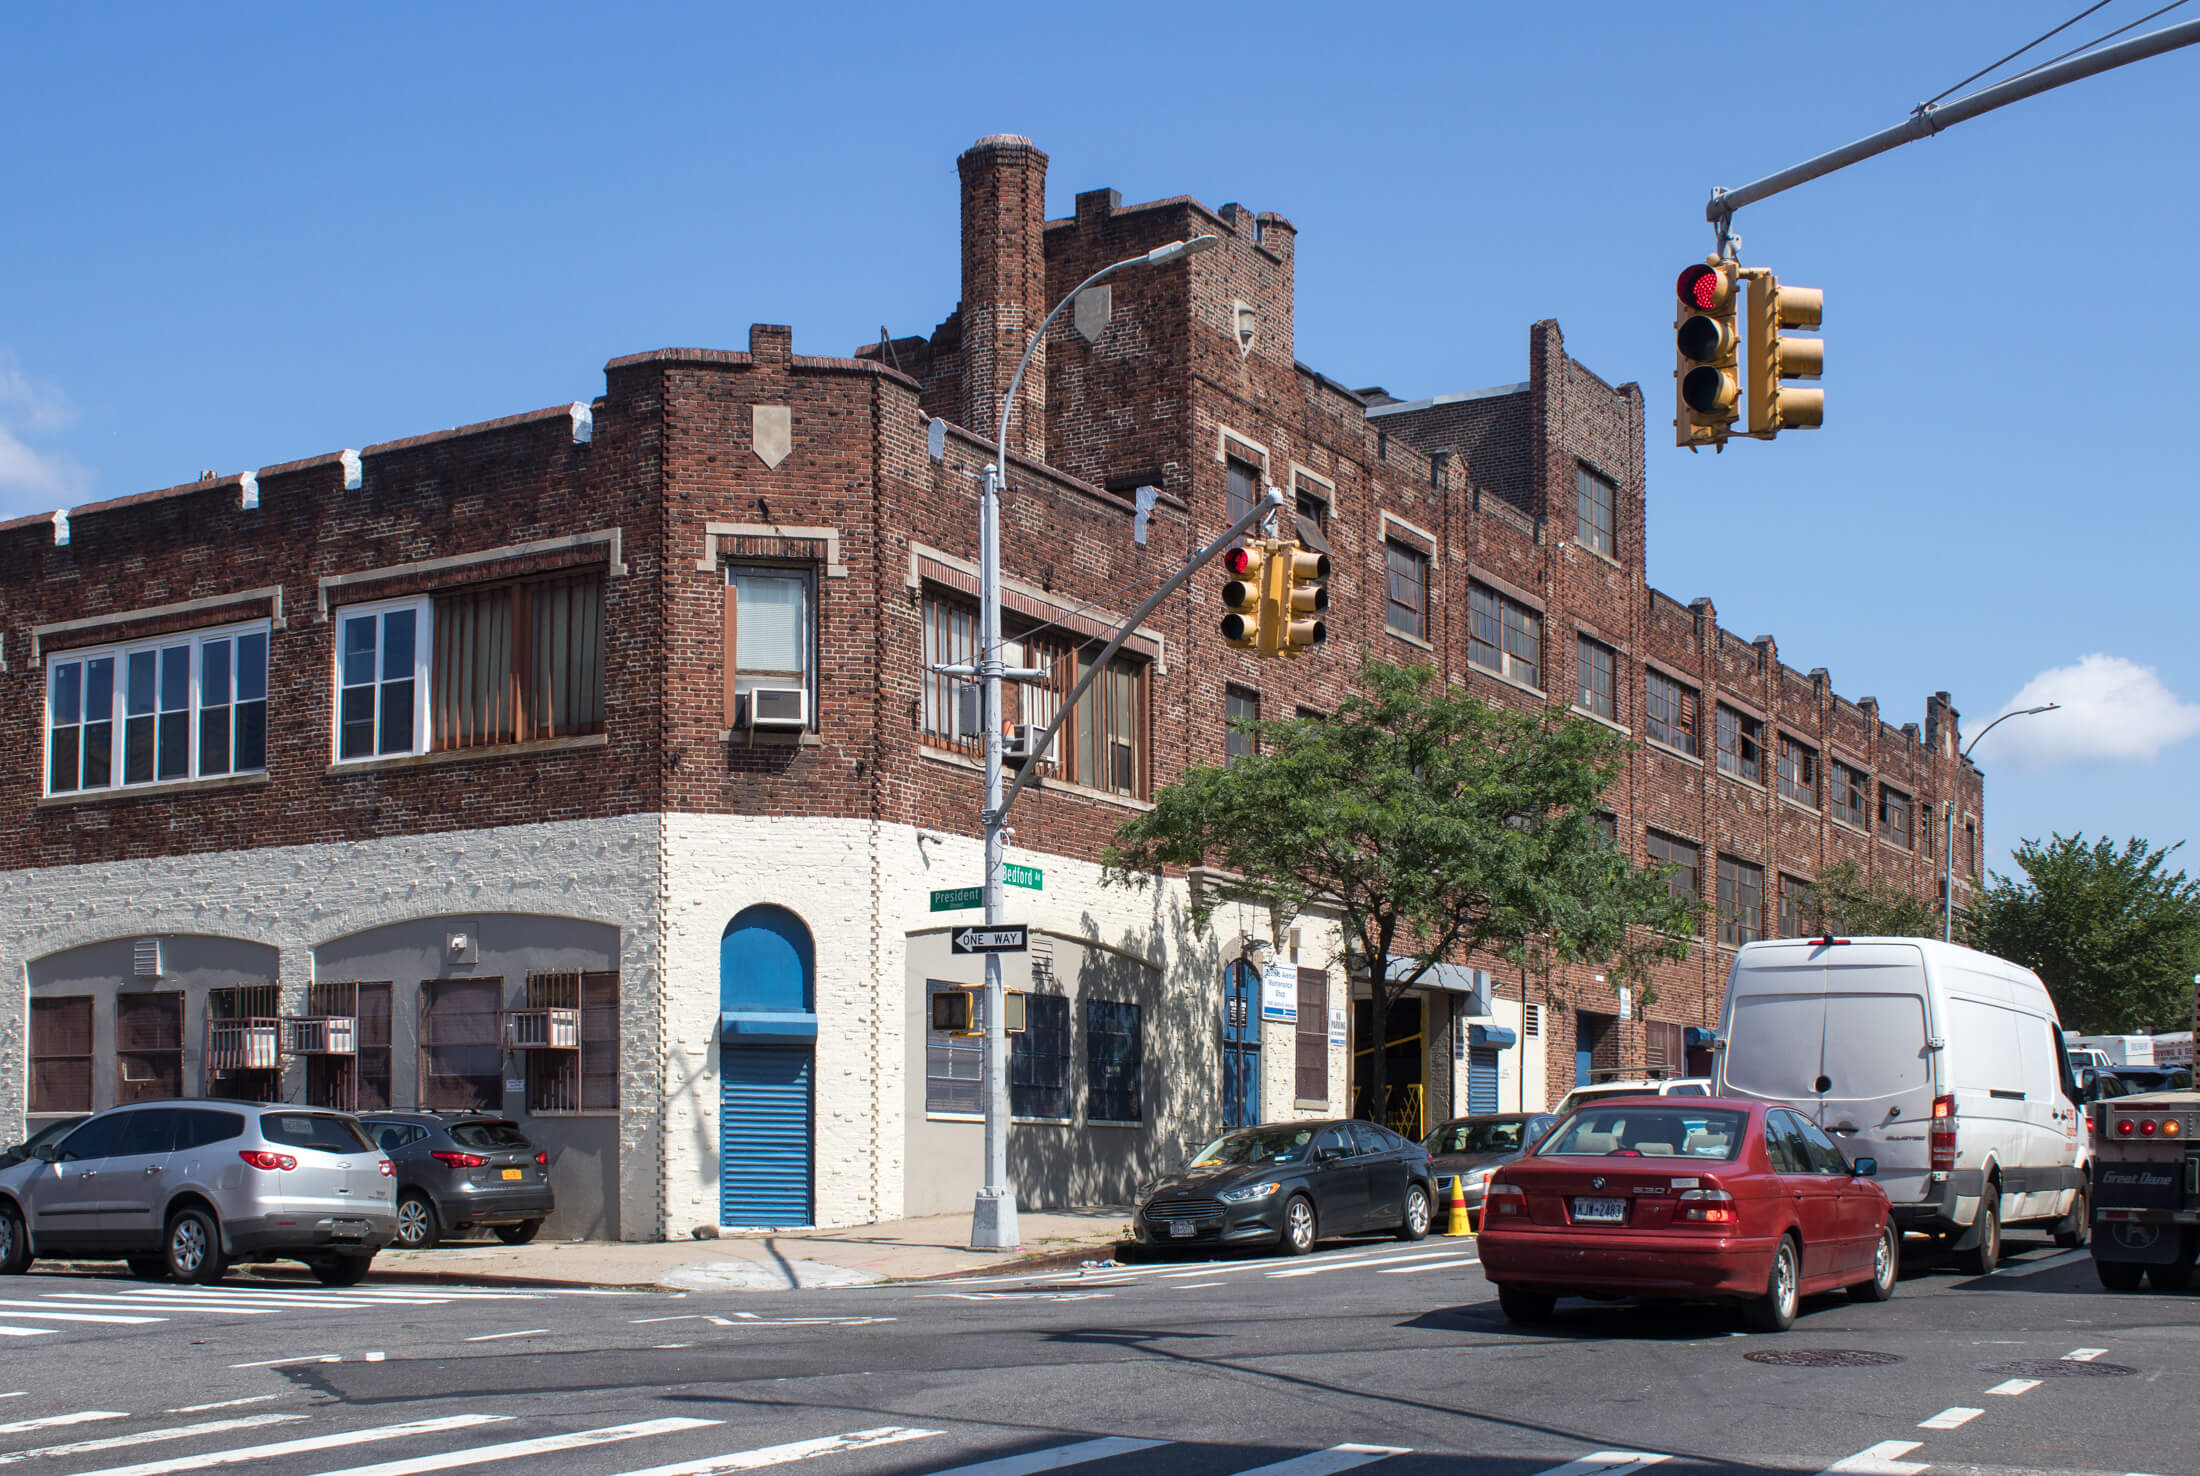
xmin=1713 ymin=937 xmax=2089 ymax=1274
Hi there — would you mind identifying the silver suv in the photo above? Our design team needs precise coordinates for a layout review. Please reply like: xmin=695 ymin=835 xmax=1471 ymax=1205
xmin=0 ymin=1100 xmax=396 ymax=1285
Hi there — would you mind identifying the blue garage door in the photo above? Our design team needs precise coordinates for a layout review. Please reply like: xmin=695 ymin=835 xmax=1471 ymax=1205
xmin=720 ymin=1046 xmax=812 ymax=1226
xmin=1467 ymin=1047 xmax=1500 ymax=1115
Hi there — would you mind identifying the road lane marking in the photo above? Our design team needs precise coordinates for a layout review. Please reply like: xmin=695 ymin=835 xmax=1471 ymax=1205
xmin=0 ymin=1304 xmax=167 ymax=1324
xmin=228 ymin=1355 xmax=343 ymax=1369
xmin=603 ymin=1426 xmax=943 ymax=1476
xmin=0 ymin=1415 xmax=307 ymax=1466
xmin=0 ymin=1412 xmax=129 ymax=1435
xmin=1269 ymin=1250 xmax=1465 ymax=1278
xmin=1376 ymin=1257 xmax=1479 ymax=1274
xmin=2064 ymin=1347 xmax=2108 ymax=1361
xmin=1173 ymin=1281 xmax=1227 ymax=1288
xmin=1917 ymin=1407 xmax=1984 ymax=1429
xmin=1986 ymin=1378 xmax=2041 ymax=1395
xmin=1812 ymin=1442 xmax=1926 ymax=1476
xmin=0 ymin=1327 xmax=58 ymax=1338
xmin=1529 ymin=1454 xmax=1670 ymax=1476
xmin=165 ymin=1399 xmax=281 ymax=1415
xmin=915 ymin=1436 xmax=1168 ymax=1476
xmin=461 ymin=1329 xmax=549 ymax=1342
xmin=63 ymin=1414 xmax=513 ymax=1476
xmin=1991 ymin=1249 xmax=2089 ymax=1278
xmin=300 ymin=1417 xmax=723 ymax=1476
xmin=33 ymin=1299 xmax=283 ymax=1316
xmin=1230 ymin=1443 xmax=1413 ymax=1476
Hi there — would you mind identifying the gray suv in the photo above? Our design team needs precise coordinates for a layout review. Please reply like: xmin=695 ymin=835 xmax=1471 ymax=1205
xmin=362 ymin=1112 xmax=554 ymax=1248
xmin=0 ymin=1100 xmax=395 ymax=1285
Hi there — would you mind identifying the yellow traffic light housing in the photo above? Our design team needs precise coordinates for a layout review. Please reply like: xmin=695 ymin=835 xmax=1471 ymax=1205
xmin=929 ymin=988 xmax=1024 ymax=1036
xmin=1674 ymin=260 xmax=1741 ymax=448
xmin=1745 ymin=270 xmax=1824 ymax=435
xmin=1277 ymin=544 xmax=1329 ymax=656
xmin=1219 ymin=544 xmax=1269 ymax=653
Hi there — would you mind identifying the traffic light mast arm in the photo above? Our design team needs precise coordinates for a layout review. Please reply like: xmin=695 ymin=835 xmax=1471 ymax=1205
xmin=1706 ymin=14 xmax=2200 ymax=237
xmin=997 ymin=489 xmax=1286 ymax=819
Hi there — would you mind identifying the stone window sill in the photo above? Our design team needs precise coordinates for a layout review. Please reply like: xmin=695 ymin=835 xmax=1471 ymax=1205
xmin=1715 ymin=764 xmax=1767 ymax=795
xmin=1011 ymin=1116 xmax=1075 ymax=1127
xmin=927 ymin=1112 xmax=985 ymax=1124
xmin=1468 ymin=662 xmax=1547 ymax=701
xmin=1571 ymin=705 xmax=1630 ymax=736
xmin=719 ymin=728 xmax=824 ymax=747
xmin=329 ymin=732 xmax=608 ymax=775
xmin=40 ymin=771 xmax=272 ymax=809
xmin=1644 ymin=738 xmax=1702 ymax=767
xmin=1088 ymin=1119 xmax=1144 ymax=1130
xmin=1777 ymin=795 xmax=1821 ymax=820
xmin=915 ymin=745 xmax=1154 ymax=812
xmin=1386 ymin=625 xmax=1436 ymax=652
xmin=1830 ymin=816 xmax=1871 ymax=839
xmin=1574 ymin=540 xmax=1625 ymax=571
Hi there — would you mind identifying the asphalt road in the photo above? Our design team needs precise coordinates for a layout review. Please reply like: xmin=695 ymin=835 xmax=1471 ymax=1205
xmin=0 ymin=1230 xmax=2192 ymax=1476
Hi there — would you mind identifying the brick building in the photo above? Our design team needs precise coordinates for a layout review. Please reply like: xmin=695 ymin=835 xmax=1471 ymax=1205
xmin=0 ymin=134 xmax=1982 ymax=1238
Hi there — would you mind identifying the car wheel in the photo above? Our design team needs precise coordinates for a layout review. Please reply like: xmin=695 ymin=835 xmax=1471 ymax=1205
xmin=1282 ymin=1195 xmax=1318 ymax=1256
xmin=2095 ymin=1259 xmax=2145 ymax=1291
xmin=2053 ymin=1184 xmax=2091 ymax=1249
xmin=1743 ymin=1235 xmax=1800 ymax=1333
xmin=394 ymin=1192 xmax=441 ymax=1250
xmin=312 ymin=1255 xmax=373 ymax=1288
xmin=1497 ymin=1285 xmax=1556 ymax=1323
xmin=0 ymin=1203 xmax=30 ymax=1276
xmin=164 ymin=1206 xmax=228 ymax=1285
xmin=1850 ymin=1221 xmax=1898 ymax=1303
xmin=1956 ymin=1195 xmax=2000 ymax=1276
xmin=1397 ymin=1184 xmax=1431 ymax=1242
xmin=125 ymin=1256 xmax=169 ymax=1282
xmin=494 ymin=1219 xmax=543 ymax=1246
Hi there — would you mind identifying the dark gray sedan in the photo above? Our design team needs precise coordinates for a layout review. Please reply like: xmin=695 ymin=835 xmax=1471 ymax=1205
xmin=1424 ymin=1112 xmax=1558 ymax=1228
xmin=361 ymin=1112 xmax=553 ymax=1249
xmin=1132 ymin=1119 xmax=1435 ymax=1256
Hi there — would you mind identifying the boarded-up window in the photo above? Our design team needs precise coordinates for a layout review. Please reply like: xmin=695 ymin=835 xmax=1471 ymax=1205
xmin=31 ymin=996 xmax=94 ymax=1114
xmin=1645 ymin=1020 xmax=1684 ymax=1075
xmin=357 ymin=982 xmax=393 ymax=1111
xmin=1295 ymin=969 xmax=1328 ymax=1103
xmin=420 ymin=978 xmax=504 ymax=1111
xmin=115 ymin=993 xmax=183 ymax=1104
xmin=582 ymin=972 xmax=619 ymax=1111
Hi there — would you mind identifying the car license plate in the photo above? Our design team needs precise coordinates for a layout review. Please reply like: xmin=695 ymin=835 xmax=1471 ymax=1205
xmin=502 ymin=1167 xmax=524 ymax=1180
xmin=1169 ymin=1221 xmax=1195 ymax=1237
xmin=328 ymin=1218 xmax=370 ymax=1240
xmin=1572 ymin=1197 xmax=1628 ymax=1224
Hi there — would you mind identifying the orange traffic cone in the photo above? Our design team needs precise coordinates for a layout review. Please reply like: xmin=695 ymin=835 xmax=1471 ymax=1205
xmin=1444 ymin=1174 xmax=1473 ymax=1237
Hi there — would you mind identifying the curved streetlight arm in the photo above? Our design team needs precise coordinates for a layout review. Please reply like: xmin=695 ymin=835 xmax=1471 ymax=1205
xmin=1942 ymin=702 xmax=2059 ymax=941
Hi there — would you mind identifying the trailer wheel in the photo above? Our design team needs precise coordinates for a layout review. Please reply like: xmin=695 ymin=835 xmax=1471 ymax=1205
xmin=2095 ymin=1259 xmax=2144 ymax=1291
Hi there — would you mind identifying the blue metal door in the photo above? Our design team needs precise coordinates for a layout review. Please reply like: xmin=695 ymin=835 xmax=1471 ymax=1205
xmin=1467 ymin=1047 xmax=1500 ymax=1115
xmin=1223 ymin=960 xmax=1261 ymax=1129
xmin=720 ymin=1046 xmax=813 ymax=1226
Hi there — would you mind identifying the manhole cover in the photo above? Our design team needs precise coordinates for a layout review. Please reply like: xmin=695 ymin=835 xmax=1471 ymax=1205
xmin=1744 ymin=1349 xmax=1906 ymax=1367
xmin=1975 ymin=1359 xmax=2137 ymax=1378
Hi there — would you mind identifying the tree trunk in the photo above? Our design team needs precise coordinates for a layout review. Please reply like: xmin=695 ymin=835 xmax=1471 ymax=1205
xmin=1362 ymin=978 xmax=1391 ymax=1125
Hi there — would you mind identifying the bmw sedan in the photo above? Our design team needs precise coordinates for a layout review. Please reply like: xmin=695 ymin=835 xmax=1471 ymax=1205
xmin=1132 ymin=1118 xmax=1435 ymax=1256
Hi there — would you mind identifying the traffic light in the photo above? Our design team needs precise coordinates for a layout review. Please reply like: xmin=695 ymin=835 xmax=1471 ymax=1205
xmin=1276 ymin=544 xmax=1329 ymax=656
xmin=928 ymin=988 xmax=1023 ymax=1036
xmin=1745 ymin=271 xmax=1824 ymax=435
xmin=1220 ymin=544 xmax=1270 ymax=653
xmin=1674 ymin=259 xmax=1741 ymax=447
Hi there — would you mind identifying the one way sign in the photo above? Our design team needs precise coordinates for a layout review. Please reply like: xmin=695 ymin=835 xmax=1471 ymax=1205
xmin=950 ymin=925 xmax=1029 ymax=955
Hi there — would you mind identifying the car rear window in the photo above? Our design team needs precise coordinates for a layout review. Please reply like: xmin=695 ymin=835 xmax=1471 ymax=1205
xmin=259 ymin=1112 xmax=373 ymax=1154
xmin=448 ymin=1120 xmax=531 ymax=1150
xmin=1539 ymin=1106 xmax=1747 ymax=1161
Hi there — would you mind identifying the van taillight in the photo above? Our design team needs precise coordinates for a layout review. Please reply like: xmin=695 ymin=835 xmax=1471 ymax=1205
xmin=1930 ymin=1094 xmax=1957 ymax=1172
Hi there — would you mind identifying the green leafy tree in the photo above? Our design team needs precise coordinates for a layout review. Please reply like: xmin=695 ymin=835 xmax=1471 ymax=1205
xmin=1796 ymin=858 xmax=1942 ymax=939
xmin=1102 ymin=659 xmax=1696 ymax=1123
xmin=1965 ymin=834 xmax=2200 ymax=1035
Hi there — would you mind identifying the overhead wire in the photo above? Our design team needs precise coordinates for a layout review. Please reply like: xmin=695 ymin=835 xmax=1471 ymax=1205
xmin=1982 ymin=0 xmax=2192 ymax=93
xmin=1922 ymin=0 xmax=2117 ymax=108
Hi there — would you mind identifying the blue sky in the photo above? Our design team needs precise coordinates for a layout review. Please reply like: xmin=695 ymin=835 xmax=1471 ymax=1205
xmin=5 ymin=3 xmax=2195 ymax=882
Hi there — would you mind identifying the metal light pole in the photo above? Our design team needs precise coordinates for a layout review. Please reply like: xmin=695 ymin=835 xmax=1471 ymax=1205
xmin=969 ymin=233 xmax=1220 ymax=1251
xmin=1942 ymin=702 xmax=2059 ymax=944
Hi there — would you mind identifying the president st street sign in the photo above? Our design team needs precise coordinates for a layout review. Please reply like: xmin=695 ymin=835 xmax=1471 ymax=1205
xmin=930 ymin=867 xmax=1042 ymax=912
xmin=950 ymin=925 xmax=1029 ymax=955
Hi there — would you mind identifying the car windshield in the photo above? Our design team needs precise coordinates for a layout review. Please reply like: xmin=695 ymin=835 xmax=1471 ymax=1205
xmin=1538 ymin=1106 xmax=1747 ymax=1161
xmin=1426 ymin=1120 xmax=1528 ymax=1155
xmin=22 ymin=1118 xmax=84 ymax=1152
xmin=1190 ymin=1125 xmax=1317 ymax=1168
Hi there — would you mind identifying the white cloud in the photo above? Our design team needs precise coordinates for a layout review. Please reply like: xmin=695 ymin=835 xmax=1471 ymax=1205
xmin=0 ymin=349 xmax=89 ymax=510
xmin=1973 ymin=654 xmax=2200 ymax=767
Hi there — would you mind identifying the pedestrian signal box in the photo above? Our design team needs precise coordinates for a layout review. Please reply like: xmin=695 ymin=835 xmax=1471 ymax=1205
xmin=930 ymin=988 xmax=1026 ymax=1036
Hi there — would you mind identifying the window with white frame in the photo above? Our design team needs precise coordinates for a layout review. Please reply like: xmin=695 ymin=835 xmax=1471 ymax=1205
xmin=46 ymin=623 xmax=269 ymax=795
xmin=725 ymin=566 xmax=815 ymax=720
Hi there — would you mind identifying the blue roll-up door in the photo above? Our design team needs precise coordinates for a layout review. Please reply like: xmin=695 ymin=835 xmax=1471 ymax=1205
xmin=1467 ymin=1047 xmax=1500 ymax=1115
xmin=721 ymin=1046 xmax=813 ymax=1226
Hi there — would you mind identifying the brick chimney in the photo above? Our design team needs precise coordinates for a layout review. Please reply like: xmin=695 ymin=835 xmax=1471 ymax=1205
xmin=958 ymin=134 xmax=1050 ymax=462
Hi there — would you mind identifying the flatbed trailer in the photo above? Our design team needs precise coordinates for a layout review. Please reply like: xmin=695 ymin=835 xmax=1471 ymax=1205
xmin=2088 ymin=984 xmax=2199 ymax=1289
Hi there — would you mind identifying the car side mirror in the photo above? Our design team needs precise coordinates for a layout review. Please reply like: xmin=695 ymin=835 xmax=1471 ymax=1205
xmin=1852 ymin=1157 xmax=1877 ymax=1179
xmin=39 ymin=1146 xmax=67 ymax=1163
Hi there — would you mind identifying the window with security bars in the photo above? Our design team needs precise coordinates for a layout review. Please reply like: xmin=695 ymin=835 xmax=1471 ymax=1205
xmin=1010 ymin=993 xmax=1072 ymax=1119
xmin=1779 ymin=876 xmax=1815 ymax=937
xmin=206 ymin=984 xmax=284 ymax=1102
xmin=1646 ymin=670 xmax=1698 ymax=755
xmin=1716 ymin=706 xmax=1763 ymax=783
xmin=1225 ymin=686 xmax=1259 ymax=767
xmin=1576 ymin=465 xmax=1616 ymax=559
xmin=1468 ymin=584 xmax=1540 ymax=688
xmin=1831 ymin=760 xmax=1870 ymax=829
xmin=925 ymin=981 xmax=983 ymax=1114
xmin=1718 ymin=855 xmax=1764 ymax=947
xmin=1086 ymin=999 xmax=1143 ymax=1123
xmin=1295 ymin=969 xmax=1328 ymax=1102
xmin=522 ymin=971 xmax=621 ymax=1113
xmin=1644 ymin=1020 xmax=1683 ymax=1076
xmin=30 ymin=996 xmax=93 ymax=1114
xmin=1778 ymin=734 xmax=1818 ymax=807
xmin=1879 ymin=785 xmax=1913 ymax=849
xmin=419 ymin=977 xmax=505 ymax=1111
xmin=1647 ymin=830 xmax=1700 ymax=908
xmin=116 ymin=992 xmax=183 ymax=1105
xmin=305 ymin=980 xmax=392 ymax=1111
xmin=1576 ymin=636 xmax=1615 ymax=720
xmin=1384 ymin=540 xmax=1429 ymax=641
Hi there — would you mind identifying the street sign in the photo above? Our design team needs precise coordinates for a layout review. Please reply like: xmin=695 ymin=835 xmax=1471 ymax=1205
xmin=951 ymin=925 xmax=1029 ymax=955
xmin=1004 ymin=864 xmax=1043 ymax=891
xmin=930 ymin=887 xmax=982 ymax=913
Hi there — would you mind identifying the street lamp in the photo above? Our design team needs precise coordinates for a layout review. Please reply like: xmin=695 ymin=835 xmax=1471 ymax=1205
xmin=970 ymin=233 xmax=1221 ymax=1251
xmin=1942 ymin=702 xmax=2058 ymax=943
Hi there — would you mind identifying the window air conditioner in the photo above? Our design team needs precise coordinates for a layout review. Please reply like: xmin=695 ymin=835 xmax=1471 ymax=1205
xmin=739 ymin=687 xmax=809 ymax=730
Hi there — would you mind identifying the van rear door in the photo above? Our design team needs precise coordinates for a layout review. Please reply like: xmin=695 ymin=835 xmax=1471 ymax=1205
xmin=1819 ymin=944 xmax=1935 ymax=1209
xmin=1715 ymin=946 xmax=1825 ymax=1105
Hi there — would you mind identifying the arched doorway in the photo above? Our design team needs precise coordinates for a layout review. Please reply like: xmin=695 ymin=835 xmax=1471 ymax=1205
xmin=1222 ymin=959 xmax=1261 ymax=1129
xmin=718 ymin=906 xmax=818 ymax=1227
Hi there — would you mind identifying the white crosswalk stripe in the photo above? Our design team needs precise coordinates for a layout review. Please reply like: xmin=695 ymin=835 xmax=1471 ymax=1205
xmin=914 ymin=1436 xmax=1170 ymax=1476
xmin=57 ymin=1413 xmax=511 ymax=1476
xmin=0 ymin=1414 xmax=305 ymax=1465
xmin=0 ymin=1411 xmax=128 ymax=1436
xmin=1528 ymin=1455 xmax=1670 ymax=1476
xmin=301 ymin=1417 xmax=723 ymax=1476
xmin=1227 ymin=1444 xmax=1412 ymax=1476
xmin=601 ymin=1426 xmax=943 ymax=1476
xmin=0 ymin=1280 xmax=600 ymax=1342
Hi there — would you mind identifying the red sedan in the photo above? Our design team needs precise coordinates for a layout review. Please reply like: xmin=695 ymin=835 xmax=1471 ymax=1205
xmin=1476 ymin=1095 xmax=1897 ymax=1332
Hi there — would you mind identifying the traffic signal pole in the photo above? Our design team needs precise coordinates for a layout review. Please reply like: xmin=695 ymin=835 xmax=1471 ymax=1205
xmin=1705 ymin=14 xmax=2200 ymax=242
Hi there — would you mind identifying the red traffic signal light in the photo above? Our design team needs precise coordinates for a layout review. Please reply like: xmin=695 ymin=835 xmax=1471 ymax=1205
xmin=1674 ymin=259 xmax=1740 ymax=444
xmin=1676 ymin=263 xmax=1731 ymax=313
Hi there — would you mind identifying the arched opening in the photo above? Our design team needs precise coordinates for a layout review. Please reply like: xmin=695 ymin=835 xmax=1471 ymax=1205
xmin=1222 ymin=958 xmax=1261 ymax=1129
xmin=717 ymin=905 xmax=819 ymax=1227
